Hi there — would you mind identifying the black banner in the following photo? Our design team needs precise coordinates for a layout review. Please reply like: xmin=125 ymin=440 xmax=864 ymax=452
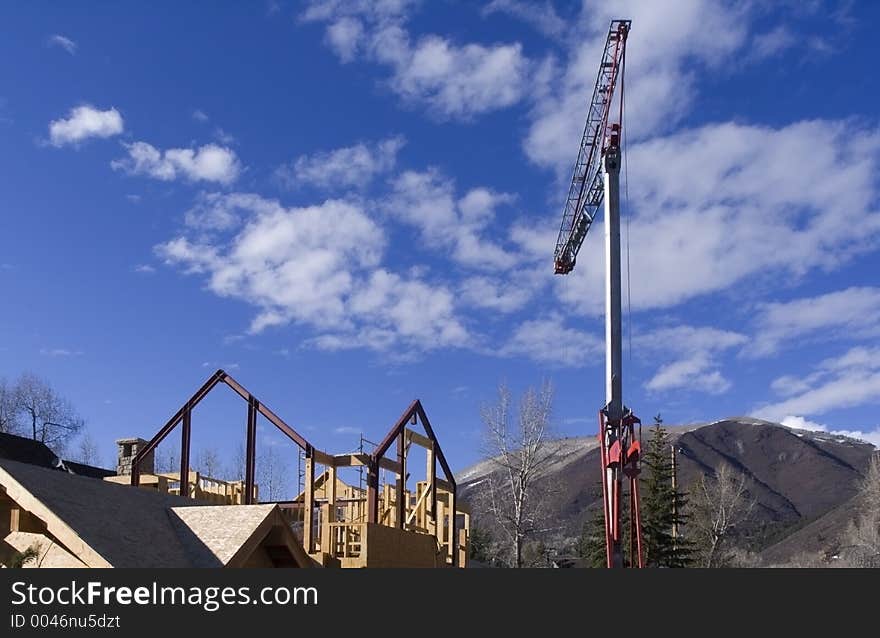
xmin=0 ymin=568 xmax=869 ymax=634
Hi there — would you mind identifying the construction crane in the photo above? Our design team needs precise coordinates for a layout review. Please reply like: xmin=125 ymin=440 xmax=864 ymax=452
xmin=553 ymin=19 xmax=643 ymax=568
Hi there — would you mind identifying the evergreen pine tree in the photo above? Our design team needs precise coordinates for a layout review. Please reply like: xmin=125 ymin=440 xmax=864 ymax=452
xmin=577 ymin=506 xmax=608 ymax=567
xmin=640 ymin=414 xmax=692 ymax=567
xmin=468 ymin=525 xmax=494 ymax=565
xmin=578 ymin=489 xmax=633 ymax=567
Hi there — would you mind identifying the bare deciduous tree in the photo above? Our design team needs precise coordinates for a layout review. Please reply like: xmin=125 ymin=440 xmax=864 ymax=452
xmin=14 ymin=373 xmax=83 ymax=451
xmin=154 ymin=446 xmax=178 ymax=474
xmin=257 ymin=443 xmax=290 ymax=502
xmin=688 ymin=463 xmax=755 ymax=567
xmin=230 ymin=442 xmax=246 ymax=483
xmin=840 ymin=454 xmax=880 ymax=567
xmin=73 ymin=430 xmax=102 ymax=467
xmin=478 ymin=381 xmax=557 ymax=568
xmin=0 ymin=377 xmax=20 ymax=434
xmin=195 ymin=447 xmax=223 ymax=478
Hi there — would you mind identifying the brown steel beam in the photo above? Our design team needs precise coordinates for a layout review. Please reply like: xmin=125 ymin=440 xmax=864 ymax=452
xmin=222 ymin=374 xmax=313 ymax=452
xmin=219 ymin=372 xmax=252 ymax=403
xmin=367 ymin=465 xmax=379 ymax=524
xmin=180 ymin=408 xmax=192 ymax=499
xmin=130 ymin=369 xmax=225 ymax=485
xmin=415 ymin=403 xmax=456 ymax=490
xmin=370 ymin=400 xmax=459 ymax=536
xmin=372 ymin=399 xmax=419 ymax=462
xmin=256 ymin=403 xmax=312 ymax=453
xmin=129 ymin=369 xmax=371 ymax=522
xmin=245 ymin=396 xmax=258 ymax=504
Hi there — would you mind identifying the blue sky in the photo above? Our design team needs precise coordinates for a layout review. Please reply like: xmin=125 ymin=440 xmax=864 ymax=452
xmin=2 ymin=1 xmax=880 ymax=490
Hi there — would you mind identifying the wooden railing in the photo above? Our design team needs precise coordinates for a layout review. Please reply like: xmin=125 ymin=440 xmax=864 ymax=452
xmin=325 ymin=522 xmax=365 ymax=559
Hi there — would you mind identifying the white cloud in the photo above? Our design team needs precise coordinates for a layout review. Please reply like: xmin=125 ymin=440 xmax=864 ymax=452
xmin=482 ymin=0 xmax=566 ymax=38
xmin=334 ymin=426 xmax=362 ymax=435
xmin=40 ymin=348 xmax=83 ymax=357
xmin=780 ymin=415 xmax=880 ymax=448
xmin=509 ymin=220 xmax=556 ymax=262
xmin=201 ymin=361 xmax=239 ymax=370
xmin=300 ymin=0 xmax=416 ymax=23
xmin=525 ymin=0 xmax=750 ymax=170
xmin=112 ymin=141 xmax=241 ymax=184
xmin=647 ymin=355 xmax=732 ymax=394
xmin=458 ymin=187 xmax=515 ymax=224
xmin=277 ymin=136 xmax=404 ymax=190
xmin=182 ymin=192 xmax=275 ymax=232
xmin=637 ymin=326 xmax=747 ymax=394
xmin=388 ymin=35 xmax=528 ymax=119
xmin=134 ymin=264 xmax=156 ymax=274
xmin=157 ymin=193 xmax=468 ymax=353
xmin=302 ymin=1 xmax=530 ymax=119
xmin=756 ymin=346 xmax=880 ymax=424
xmin=780 ymin=415 xmax=825 ymax=431
xmin=47 ymin=34 xmax=77 ymax=54
xmin=213 ymin=128 xmax=235 ymax=145
xmin=459 ymin=276 xmax=531 ymax=313
xmin=160 ymin=197 xmax=381 ymax=328
xmin=192 ymin=109 xmax=209 ymax=122
xmin=325 ymin=17 xmax=364 ymax=62
xmin=770 ymin=374 xmax=815 ymax=398
xmin=748 ymin=287 xmax=880 ymax=357
xmin=637 ymin=325 xmax=747 ymax=354
xmin=501 ymin=314 xmax=603 ymax=367
xmin=386 ymin=169 xmax=516 ymax=270
xmin=751 ymin=25 xmax=797 ymax=60
xmin=49 ymin=105 xmax=124 ymax=147
xmin=807 ymin=35 xmax=834 ymax=55
xmin=311 ymin=269 xmax=469 ymax=352
xmin=555 ymin=120 xmax=880 ymax=317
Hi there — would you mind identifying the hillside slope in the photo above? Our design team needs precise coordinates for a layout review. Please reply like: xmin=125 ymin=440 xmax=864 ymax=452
xmin=458 ymin=418 xmax=876 ymax=564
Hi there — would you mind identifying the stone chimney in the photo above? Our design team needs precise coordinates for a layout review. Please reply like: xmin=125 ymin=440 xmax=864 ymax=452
xmin=116 ymin=438 xmax=154 ymax=476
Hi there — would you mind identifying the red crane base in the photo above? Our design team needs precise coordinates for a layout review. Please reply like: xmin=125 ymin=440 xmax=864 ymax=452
xmin=598 ymin=409 xmax=644 ymax=568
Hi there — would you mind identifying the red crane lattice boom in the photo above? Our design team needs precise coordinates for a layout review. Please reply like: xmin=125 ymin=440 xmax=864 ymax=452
xmin=554 ymin=19 xmax=630 ymax=276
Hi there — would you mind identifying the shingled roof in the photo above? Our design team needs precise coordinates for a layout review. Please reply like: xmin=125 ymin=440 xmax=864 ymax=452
xmin=0 ymin=432 xmax=60 ymax=468
xmin=0 ymin=432 xmax=114 ymax=479
xmin=0 ymin=459 xmax=313 ymax=568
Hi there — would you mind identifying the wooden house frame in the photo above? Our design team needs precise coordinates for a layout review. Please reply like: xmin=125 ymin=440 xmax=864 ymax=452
xmin=127 ymin=370 xmax=468 ymax=567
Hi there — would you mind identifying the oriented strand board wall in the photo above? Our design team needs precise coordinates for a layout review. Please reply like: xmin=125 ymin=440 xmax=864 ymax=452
xmin=362 ymin=524 xmax=439 ymax=568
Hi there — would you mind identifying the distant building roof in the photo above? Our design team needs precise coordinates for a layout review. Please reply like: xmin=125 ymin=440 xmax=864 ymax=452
xmin=61 ymin=460 xmax=116 ymax=479
xmin=0 ymin=432 xmax=61 ymax=468
xmin=0 ymin=432 xmax=114 ymax=479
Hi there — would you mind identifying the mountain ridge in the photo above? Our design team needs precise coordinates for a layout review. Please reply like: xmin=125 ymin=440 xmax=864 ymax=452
xmin=458 ymin=417 xmax=877 ymax=564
